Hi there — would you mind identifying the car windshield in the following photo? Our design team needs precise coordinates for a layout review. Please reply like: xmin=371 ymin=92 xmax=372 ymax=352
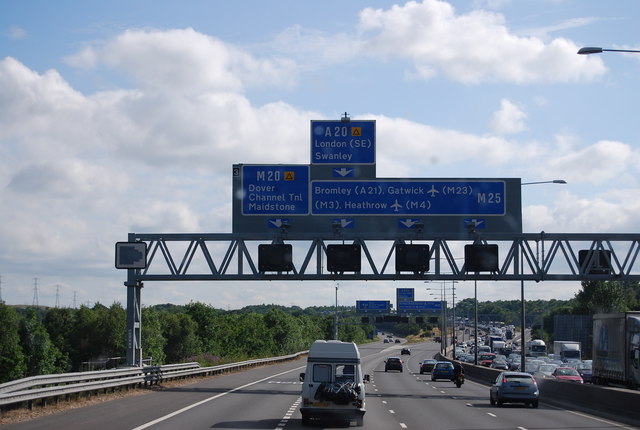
xmin=435 ymin=363 xmax=453 ymax=369
xmin=556 ymin=368 xmax=580 ymax=376
xmin=504 ymin=375 xmax=534 ymax=384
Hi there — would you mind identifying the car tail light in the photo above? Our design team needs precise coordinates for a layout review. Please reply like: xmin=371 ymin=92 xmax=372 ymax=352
xmin=503 ymin=376 xmax=508 ymax=383
xmin=303 ymin=398 xmax=310 ymax=406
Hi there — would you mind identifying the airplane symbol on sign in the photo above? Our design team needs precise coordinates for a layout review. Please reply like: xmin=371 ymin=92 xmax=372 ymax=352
xmin=427 ymin=185 xmax=439 ymax=197
xmin=391 ymin=200 xmax=402 ymax=212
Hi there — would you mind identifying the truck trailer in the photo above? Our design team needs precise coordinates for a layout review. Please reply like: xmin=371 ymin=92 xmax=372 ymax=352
xmin=553 ymin=341 xmax=581 ymax=362
xmin=592 ymin=312 xmax=640 ymax=389
xmin=525 ymin=339 xmax=547 ymax=357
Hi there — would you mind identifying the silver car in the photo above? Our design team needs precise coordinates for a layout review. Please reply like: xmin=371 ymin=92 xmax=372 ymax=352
xmin=490 ymin=371 xmax=539 ymax=408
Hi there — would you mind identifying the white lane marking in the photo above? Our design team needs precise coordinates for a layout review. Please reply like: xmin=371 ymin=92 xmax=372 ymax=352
xmin=275 ymin=397 xmax=302 ymax=430
xmin=382 ymin=400 xmax=388 ymax=404
xmin=517 ymin=427 xmax=527 ymax=430
xmin=487 ymin=412 xmax=497 ymax=417
xmin=131 ymin=367 xmax=302 ymax=430
xmin=389 ymin=409 xmax=395 ymax=414
xmin=400 ymin=423 xmax=408 ymax=428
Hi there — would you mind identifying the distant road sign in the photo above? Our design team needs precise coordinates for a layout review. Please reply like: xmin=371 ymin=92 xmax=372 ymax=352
xmin=398 ymin=301 xmax=442 ymax=312
xmin=241 ymin=165 xmax=309 ymax=215
xmin=310 ymin=120 xmax=375 ymax=164
xmin=396 ymin=288 xmax=415 ymax=302
xmin=356 ymin=300 xmax=391 ymax=313
xmin=311 ymin=180 xmax=505 ymax=216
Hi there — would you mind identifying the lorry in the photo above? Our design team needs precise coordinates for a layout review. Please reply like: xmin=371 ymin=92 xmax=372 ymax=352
xmin=299 ymin=340 xmax=368 ymax=426
xmin=553 ymin=341 xmax=581 ymax=362
xmin=486 ymin=335 xmax=503 ymax=350
xmin=491 ymin=340 xmax=507 ymax=355
xmin=525 ymin=339 xmax=547 ymax=357
xmin=592 ymin=312 xmax=640 ymax=389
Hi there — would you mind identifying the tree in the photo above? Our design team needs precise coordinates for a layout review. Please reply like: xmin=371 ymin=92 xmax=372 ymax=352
xmin=0 ymin=303 xmax=26 ymax=382
xmin=161 ymin=312 xmax=202 ymax=363
xmin=20 ymin=308 xmax=63 ymax=376
xmin=184 ymin=301 xmax=221 ymax=353
xmin=573 ymin=281 xmax=639 ymax=314
xmin=142 ymin=307 xmax=166 ymax=365
xmin=43 ymin=307 xmax=76 ymax=372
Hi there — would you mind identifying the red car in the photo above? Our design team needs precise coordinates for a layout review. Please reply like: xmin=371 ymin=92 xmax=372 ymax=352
xmin=479 ymin=353 xmax=497 ymax=367
xmin=551 ymin=367 xmax=583 ymax=383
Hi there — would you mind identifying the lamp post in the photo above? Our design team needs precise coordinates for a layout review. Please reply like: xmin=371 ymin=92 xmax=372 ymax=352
xmin=578 ymin=46 xmax=640 ymax=55
xmin=519 ymin=179 xmax=566 ymax=373
xmin=521 ymin=180 xmax=566 ymax=185
xmin=429 ymin=281 xmax=457 ymax=358
xmin=428 ymin=288 xmax=446 ymax=355
xmin=334 ymin=283 xmax=339 ymax=340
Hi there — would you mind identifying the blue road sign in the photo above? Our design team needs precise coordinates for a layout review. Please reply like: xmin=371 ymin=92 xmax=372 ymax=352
xmin=398 ymin=301 xmax=442 ymax=312
xmin=311 ymin=120 xmax=375 ymax=164
xmin=356 ymin=300 xmax=391 ymax=313
xmin=242 ymin=165 xmax=309 ymax=215
xmin=396 ymin=288 xmax=415 ymax=302
xmin=311 ymin=180 xmax=505 ymax=215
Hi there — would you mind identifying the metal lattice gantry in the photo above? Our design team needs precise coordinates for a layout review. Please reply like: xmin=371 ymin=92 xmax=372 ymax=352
xmin=122 ymin=231 xmax=640 ymax=366
xmin=126 ymin=231 xmax=640 ymax=282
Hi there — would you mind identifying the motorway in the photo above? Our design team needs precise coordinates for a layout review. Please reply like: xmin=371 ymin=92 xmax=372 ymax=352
xmin=4 ymin=339 xmax=637 ymax=430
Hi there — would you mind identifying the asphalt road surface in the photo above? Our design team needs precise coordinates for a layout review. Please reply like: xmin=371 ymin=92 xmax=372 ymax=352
xmin=4 ymin=339 xmax=637 ymax=430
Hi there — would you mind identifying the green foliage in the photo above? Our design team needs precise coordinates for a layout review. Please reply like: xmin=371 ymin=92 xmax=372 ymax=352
xmin=0 ymin=303 xmax=26 ymax=382
xmin=572 ymin=281 xmax=640 ymax=314
xmin=160 ymin=311 xmax=203 ymax=363
xmin=19 ymin=309 xmax=63 ymax=376
xmin=141 ymin=307 xmax=166 ymax=364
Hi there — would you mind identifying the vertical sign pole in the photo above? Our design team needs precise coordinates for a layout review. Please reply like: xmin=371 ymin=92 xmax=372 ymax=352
xmin=125 ymin=231 xmax=143 ymax=367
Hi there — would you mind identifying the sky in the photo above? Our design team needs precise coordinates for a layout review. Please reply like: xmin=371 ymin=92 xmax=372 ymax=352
xmin=1 ymin=0 xmax=639 ymax=310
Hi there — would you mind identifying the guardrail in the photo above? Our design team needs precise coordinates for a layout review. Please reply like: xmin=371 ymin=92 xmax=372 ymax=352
xmin=0 ymin=352 xmax=307 ymax=411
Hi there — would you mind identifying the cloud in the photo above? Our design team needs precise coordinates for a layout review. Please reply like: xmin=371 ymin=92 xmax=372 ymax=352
xmin=357 ymin=0 xmax=607 ymax=84
xmin=8 ymin=26 xmax=27 ymax=40
xmin=66 ymin=28 xmax=299 ymax=94
xmin=490 ymin=99 xmax=527 ymax=135
xmin=545 ymin=140 xmax=634 ymax=184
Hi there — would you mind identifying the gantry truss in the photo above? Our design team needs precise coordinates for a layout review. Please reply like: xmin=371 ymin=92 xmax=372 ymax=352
xmin=122 ymin=231 xmax=640 ymax=365
xmin=125 ymin=232 xmax=640 ymax=282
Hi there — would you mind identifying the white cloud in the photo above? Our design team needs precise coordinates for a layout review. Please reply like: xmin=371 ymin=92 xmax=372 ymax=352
xmin=8 ymin=26 xmax=27 ymax=40
xmin=490 ymin=99 xmax=527 ymax=135
xmin=545 ymin=140 xmax=634 ymax=184
xmin=357 ymin=0 xmax=607 ymax=84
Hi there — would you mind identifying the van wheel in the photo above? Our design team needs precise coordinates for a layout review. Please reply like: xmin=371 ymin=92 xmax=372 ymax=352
xmin=301 ymin=413 xmax=310 ymax=425
xmin=532 ymin=400 xmax=539 ymax=408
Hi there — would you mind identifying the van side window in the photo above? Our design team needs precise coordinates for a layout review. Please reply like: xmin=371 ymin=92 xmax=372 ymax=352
xmin=313 ymin=364 xmax=332 ymax=382
xmin=335 ymin=364 xmax=355 ymax=382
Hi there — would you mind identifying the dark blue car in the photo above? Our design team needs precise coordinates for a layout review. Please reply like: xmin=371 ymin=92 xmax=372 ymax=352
xmin=431 ymin=361 xmax=455 ymax=381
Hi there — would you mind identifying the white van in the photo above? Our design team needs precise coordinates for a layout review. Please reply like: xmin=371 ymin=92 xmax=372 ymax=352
xmin=299 ymin=340 xmax=368 ymax=426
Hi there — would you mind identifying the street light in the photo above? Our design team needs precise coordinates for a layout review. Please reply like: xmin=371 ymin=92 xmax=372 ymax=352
xmin=578 ymin=46 xmax=640 ymax=55
xmin=521 ymin=179 xmax=566 ymax=185
xmin=519 ymin=179 xmax=567 ymax=373
xmin=428 ymin=281 xmax=457 ymax=358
